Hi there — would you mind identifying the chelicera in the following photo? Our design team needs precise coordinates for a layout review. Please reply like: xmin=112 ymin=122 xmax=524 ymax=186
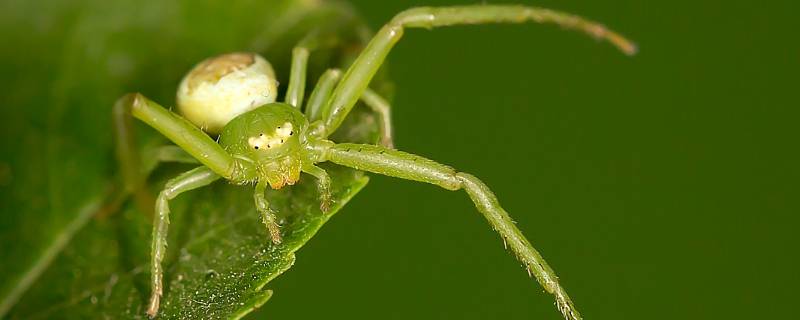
xmin=113 ymin=4 xmax=634 ymax=319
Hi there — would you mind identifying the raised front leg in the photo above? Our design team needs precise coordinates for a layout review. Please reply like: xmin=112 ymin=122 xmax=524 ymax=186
xmin=147 ymin=166 xmax=221 ymax=318
xmin=307 ymin=140 xmax=582 ymax=320
xmin=114 ymin=93 xmax=241 ymax=181
xmin=318 ymin=5 xmax=637 ymax=138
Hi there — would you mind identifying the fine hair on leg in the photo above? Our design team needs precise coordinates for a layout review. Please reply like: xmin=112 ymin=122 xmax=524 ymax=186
xmin=146 ymin=166 xmax=220 ymax=317
xmin=318 ymin=5 xmax=637 ymax=138
xmin=309 ymin=141 xmax=582 ymax=320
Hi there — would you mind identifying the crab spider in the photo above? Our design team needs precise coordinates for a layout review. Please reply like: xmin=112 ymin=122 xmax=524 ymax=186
xmin=113 ymin=5 xmax=635 ymax=319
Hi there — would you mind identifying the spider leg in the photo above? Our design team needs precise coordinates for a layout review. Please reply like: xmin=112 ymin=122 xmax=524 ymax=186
xmin=285 ymin=45 xmax=310 ymax=108
xmin=302 ymin=164 xmax=332 ymax=212
xmin=305 ymin=68 xmax=342 ymax=123
xmin=142 ymin=145 xmax=200 ymax=172
xmin=318 ymin=5 xmax=636 ymax=138
xmin=360 ymin=88 xmax=394 ymax=148
xmin=254 ymin=181 xmax=283 ymax=244
xmin=147 ymin=166 xmax=221 ymax=318
xmin=287 ymin=28 xmax=351 ymax=110
xmin=113 ymin=96 xmax=152 ymax=213
xmin=308 ymin=141 xmax=581 ymax=320
xmin=305 ymin=69 xmax=393 ymax=148
xmin=114 ymin=93 xmax=245 ymax=181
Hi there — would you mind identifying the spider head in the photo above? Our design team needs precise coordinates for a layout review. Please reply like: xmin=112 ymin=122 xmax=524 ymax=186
xmin=219 ymin=103 xmax=309 ymax=188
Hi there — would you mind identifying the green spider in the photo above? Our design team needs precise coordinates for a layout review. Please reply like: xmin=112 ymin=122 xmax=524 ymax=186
xmin=113 ymin=4 xmax=635 ymax=319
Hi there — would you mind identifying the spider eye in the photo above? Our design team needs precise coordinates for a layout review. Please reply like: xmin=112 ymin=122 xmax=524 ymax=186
xmin=254 ymin=146 xmax=259 ymax=149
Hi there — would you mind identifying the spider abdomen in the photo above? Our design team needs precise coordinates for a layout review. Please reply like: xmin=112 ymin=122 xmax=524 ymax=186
xmin=177 ymin=52 xmax=279 ymax=134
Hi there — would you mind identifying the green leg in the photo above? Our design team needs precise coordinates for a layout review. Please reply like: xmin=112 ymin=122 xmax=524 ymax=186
xmin=360 ymin=88 xmax=394 ymax=148
xmin=113 ymin=96 xmax=153 ymax=215
xmin=305 ymin=68 xmax=343 ymax=124
xmin=302 ymin=164 xmax=332 ymax=212
xmin=114 ymin=94 xmax=244 ymax=181
xmin=254 ymin=181 xmax=283 ymax=245
xmin=308 ymin=141 xmax=582 ymax=320
xmin=114 ymin=100 xmax=201 ymax=217
xmin=149 ymin=145 xmax=200 ymax=166
xmin=319 ymin=5 xmax=637 ymax=137
xmin=287 ymin=28 xmax=350 ymax=110
xmin=285 ymin=46 xmax=310 ymax=108
xmin=305 ymin=70 xmax=393 ymax=148
xmin=113 ymin=96 xmax=144 ymax=194
xmin=147 ymin=166 xmax=220 ymax=318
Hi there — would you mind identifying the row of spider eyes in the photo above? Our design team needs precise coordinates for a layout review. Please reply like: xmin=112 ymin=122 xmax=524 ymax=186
xmin=248 ymin=122 xmax=294 ymax=150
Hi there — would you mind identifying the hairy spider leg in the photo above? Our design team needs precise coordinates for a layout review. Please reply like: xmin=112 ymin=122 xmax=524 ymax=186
xmin=114 ymin=94 xmax=257 ymax=318
xmin=301 ymin=163 xmax=332 ymax=212
xmin=305 ymin=6 xmax=636 ymax=319
xmin=307 ymin=141 xmax=581 ymax=320
xmin=318 ymin=5 xmax=637 ymax=139
xmin=305 ymin=68 xmax=342 ymax=122
xmin=147 ymin=166 xmax=221 ymax=318
xmin=285 ymin=45 xmax=310 ymax=108
xmin=254 ymin=180 xmax=283 ymax=244
xmin=359 ymin=88 xmax=394 ymax=148
xmin=113 ymin=96 xmax=152 ymax=214
xmin=114 ymin=97 xmax=205 ymax=216
xmin=305 ymin=69 xmax=394 ymax=148
xmin=114 ymin=94 xmax=240 ymax=179
xmin=286 ymin=29 xmax=348 ymax=108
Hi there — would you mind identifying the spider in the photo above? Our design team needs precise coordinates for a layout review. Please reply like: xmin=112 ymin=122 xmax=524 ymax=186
xmin=113 ymin=4 xmax=635 ymax=319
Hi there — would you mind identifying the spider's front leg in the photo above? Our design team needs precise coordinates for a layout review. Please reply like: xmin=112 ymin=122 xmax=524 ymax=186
xmin=147 ymin=166 xmax=220 ymax=318
xmin=307 ymin=140 xmax=582 ymax=320
xmin=114 ymin=93 xmax=251 ymax=317
xmin=114 ymin=93 xmax=240 ymax=180
xmin=316 ymin=5 xmax=637 ymax=139
xmin=254 ymin=181 xmax=283 ymax=244
xmin=302 ymin=164 xmax=332 ymax=212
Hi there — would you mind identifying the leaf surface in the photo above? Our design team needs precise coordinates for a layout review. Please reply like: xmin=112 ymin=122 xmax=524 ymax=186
xmin=0 ymin=0 xmax=385 ymax=318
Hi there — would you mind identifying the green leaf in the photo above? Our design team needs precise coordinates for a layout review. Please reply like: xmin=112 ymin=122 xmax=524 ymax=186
xmin=0 ymin=0 xmax=387 ymax=318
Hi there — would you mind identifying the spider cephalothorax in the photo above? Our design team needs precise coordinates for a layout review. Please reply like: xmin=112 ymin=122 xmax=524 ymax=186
xmin=114 ymin=5 xmax=635 ymax=320
xmin=219 ymin=103 xmax=310 ymax=188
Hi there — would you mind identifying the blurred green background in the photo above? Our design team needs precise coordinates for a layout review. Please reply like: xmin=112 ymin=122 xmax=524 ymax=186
xmin=1 ymin=0 xmax=797 ymax=319
xmin=262 ymin=0 xmax=799 ymax=319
